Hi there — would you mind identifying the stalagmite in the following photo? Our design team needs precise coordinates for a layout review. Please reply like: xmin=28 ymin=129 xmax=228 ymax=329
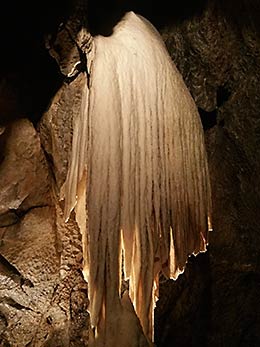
xmin=61 ymin=11 xmax=212 ymax=346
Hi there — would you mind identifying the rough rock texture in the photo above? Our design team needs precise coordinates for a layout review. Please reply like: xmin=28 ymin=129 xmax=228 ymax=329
xmin=154 ymin=1 xmax=260 ymax=346
xmin=0 ymin=120 xmax=89 ymax=347
xmin=39 ymin=74 xmax=86 ymax=191
xmin=0 ymin=0 xmax=260 ymax=346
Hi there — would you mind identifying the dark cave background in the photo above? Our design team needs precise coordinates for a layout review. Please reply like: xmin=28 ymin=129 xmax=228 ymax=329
xmin=0 ymin=0 xmax=260 ymax=346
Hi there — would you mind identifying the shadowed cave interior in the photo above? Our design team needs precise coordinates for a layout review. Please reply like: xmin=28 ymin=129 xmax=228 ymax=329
xmin=0 ymin=0 xmax=260 ymax=346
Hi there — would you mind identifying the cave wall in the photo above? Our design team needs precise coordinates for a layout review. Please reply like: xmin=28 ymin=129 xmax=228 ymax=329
xmin=154 ymin=2 xmax=260 ymax=346
xmin=1 ymin=0 xmax=260 ymax=346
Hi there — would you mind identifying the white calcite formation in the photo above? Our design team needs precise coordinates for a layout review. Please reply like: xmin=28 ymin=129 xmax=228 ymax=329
xmin=61 ymin=11 xmax=212 ymax=346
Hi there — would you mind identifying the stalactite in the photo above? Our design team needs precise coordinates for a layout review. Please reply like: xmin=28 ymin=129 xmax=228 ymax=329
xmin=61 ymin=11 xmax=212 ymax=346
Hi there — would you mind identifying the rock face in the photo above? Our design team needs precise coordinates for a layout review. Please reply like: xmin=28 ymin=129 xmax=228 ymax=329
xmin=0 ymin=0 xmax=260 ymax=346
xmin=154 ymin=1 xmax=260 ymax=346
xmin=0 ymin=120 xmax=89 ymax=347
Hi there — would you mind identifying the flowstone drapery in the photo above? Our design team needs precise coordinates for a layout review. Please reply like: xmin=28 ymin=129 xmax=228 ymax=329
xmin=44 ymin=8 xmax=212 ymax=346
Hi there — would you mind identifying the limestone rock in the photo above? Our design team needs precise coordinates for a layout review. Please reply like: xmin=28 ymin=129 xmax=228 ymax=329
xmin=0 ymin=119 xmax=89 ymax=346
xmin=155 ymin=2 xmax=260 ymax=346
xmin=0 ymin=119 xmax=50 ymax=217
xmin=39 ymin=74 xmax=86 ymax=192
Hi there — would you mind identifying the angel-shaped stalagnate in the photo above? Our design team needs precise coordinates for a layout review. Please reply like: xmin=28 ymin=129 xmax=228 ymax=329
xmin=61 ymin=10 xmax=212 ymax=347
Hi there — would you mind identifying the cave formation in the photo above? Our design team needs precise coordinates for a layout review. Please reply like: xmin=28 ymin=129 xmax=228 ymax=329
xmin=0 ymin=0 xmax=260 ymax=347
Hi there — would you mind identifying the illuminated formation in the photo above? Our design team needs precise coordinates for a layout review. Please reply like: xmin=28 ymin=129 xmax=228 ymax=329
xmin=61 ymin=11 xmax=212 ymax=346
